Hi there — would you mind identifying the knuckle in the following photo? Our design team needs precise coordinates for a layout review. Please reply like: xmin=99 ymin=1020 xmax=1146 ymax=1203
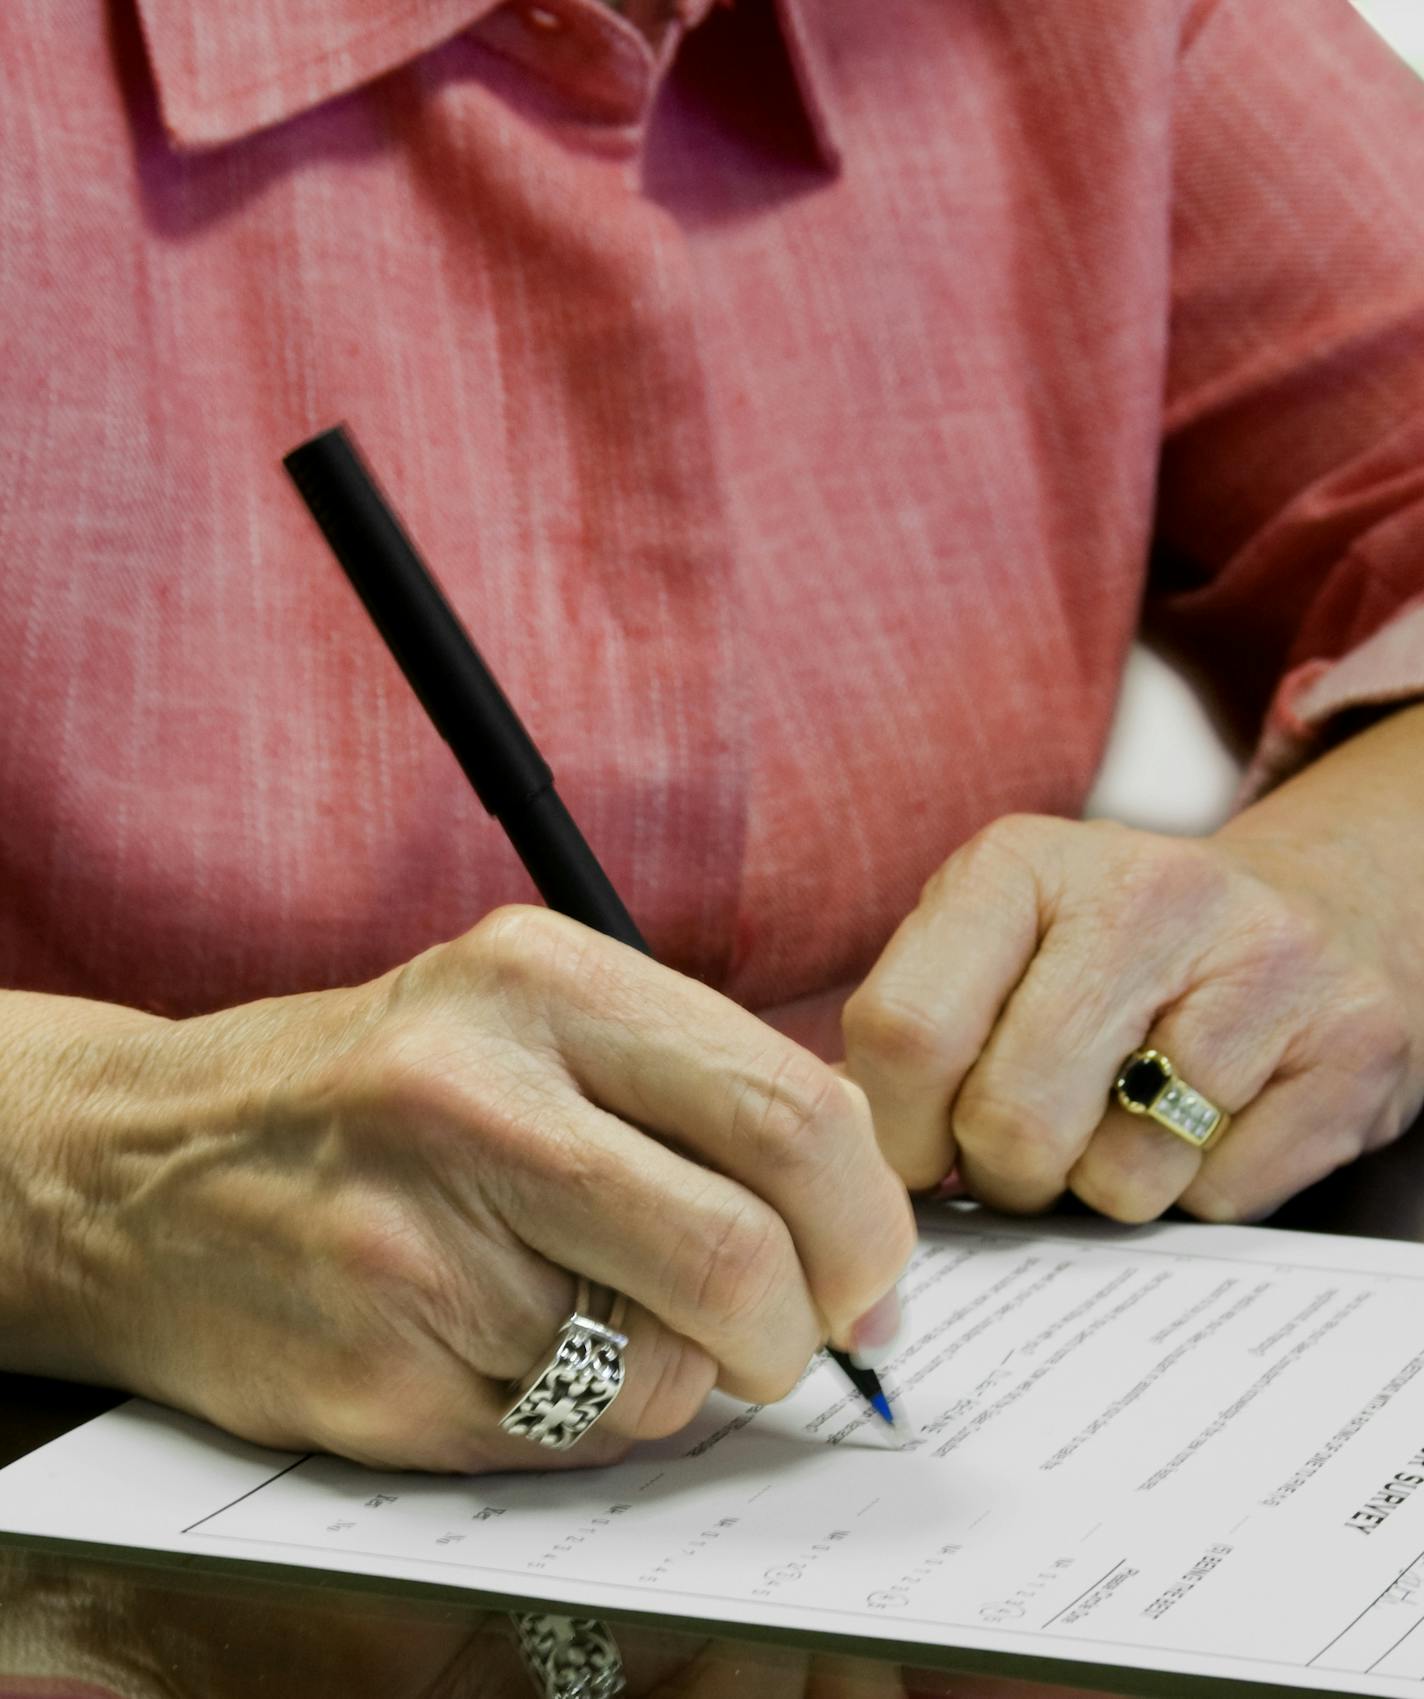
xmin=332 ymin=1205 xmax=436 ymax=1294
xmin=975 ymin=810 xmax=1050 ymax=861
xmin=325 ymin=1204 xmax=539 ymax=1380
xmin=334 ymin=1015 xmax=485 ymax=1130
xmin=893 ymin=1142 xmax=958 ymax=1195
xmin=465 ymin=903 xmax=583 ymax=995
xmin=466 ymin=904 xmax=659 ymax=1031
xmin=300 ymin=1353 xmax=441 ymax=1467
xmin=1236 ymin=898 xmax=1328 ymax=980
xmin=1181 ymin=1185 xmax=1246 ymax=1225
xmin=748 ymin=1353 xmax=811 ymax=1407
xmin=843 ymin=990 xmax=955 ymax=1081
xmin=677 ymin=1194 xmax=794 ymax=1339
xmin=928 ymin=812 xmax=1045 ymax=900
xmin=953 ymin=1082 xmax=1061 ymax=1185
xmin=623 ymin=1336 xmax=719 ymax=1440
xmin=327 ymin=1207 xmax=474 ymax=1342
xmin=1328 ymin=975 xmax=1411 ymax=1077
xmin=339 ymin=1013 xmax=570 ymax=1181
xmin=1072 ymin=1168 xmax=1166 ymax=1226
xmin=534 ymin=1123 xmax=631 ymax=1216
xmin=1100 ymin=834 xmax=1224 ymax=933
xmin=731 ymin=1051 xmax=847 ymax=1170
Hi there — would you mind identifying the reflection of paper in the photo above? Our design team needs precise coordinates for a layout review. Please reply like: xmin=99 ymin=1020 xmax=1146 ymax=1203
xmin=10 ymin=1215 xmax=1424 ymax=1693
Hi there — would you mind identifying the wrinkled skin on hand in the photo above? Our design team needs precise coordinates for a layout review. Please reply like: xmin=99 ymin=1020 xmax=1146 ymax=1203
xmin=846 ymin=793 xmax=1424 ymax=1223
xmin=17 ymin=905 xmax=912 ymax=1472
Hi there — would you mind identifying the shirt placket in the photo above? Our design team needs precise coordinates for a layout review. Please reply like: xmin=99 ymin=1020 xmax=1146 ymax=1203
xmin=455 ymin=0 xmax=751 ymax=988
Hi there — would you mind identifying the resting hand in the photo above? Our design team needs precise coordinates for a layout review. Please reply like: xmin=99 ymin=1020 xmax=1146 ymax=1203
xmin=7 ymin=906 xmax=913 ymax=1471
xmin=843 ymin=707 xmax=1424 ymax=1222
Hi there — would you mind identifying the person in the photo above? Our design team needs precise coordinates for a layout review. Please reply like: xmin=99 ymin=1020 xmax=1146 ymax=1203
xmin=1 ymin=0 xmax=1421 ymax=1477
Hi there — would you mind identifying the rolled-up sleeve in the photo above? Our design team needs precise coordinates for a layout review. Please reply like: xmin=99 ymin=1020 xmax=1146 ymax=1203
xmin=1149 ymin=0 xmax=1424 ymax=798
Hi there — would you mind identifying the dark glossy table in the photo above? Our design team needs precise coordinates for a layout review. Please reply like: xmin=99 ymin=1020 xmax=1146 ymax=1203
xmin=3 ymin=1126 xmax=1422 ymax=1699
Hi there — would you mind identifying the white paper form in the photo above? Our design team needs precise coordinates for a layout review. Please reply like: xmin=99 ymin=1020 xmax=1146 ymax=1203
xmin=9 ymin=1214 xmax=1424 ymax=1695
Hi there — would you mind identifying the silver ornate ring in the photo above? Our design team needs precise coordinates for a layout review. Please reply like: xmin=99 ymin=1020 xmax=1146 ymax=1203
xmin=499 ymin=1279 xmax=630 ymax=1451
xmin=512 ymin=1612 xmax=627 ymax=1699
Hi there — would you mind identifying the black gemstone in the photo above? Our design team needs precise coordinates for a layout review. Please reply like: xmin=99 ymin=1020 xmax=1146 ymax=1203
xmin=1118 ymin=1054 xmax=1169 ymax=1108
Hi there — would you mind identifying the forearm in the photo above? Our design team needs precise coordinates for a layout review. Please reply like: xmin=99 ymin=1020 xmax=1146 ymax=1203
xmin=1214 ymin=699 xmax=1424 ymax=1076
xmin=0 ymin=989 xmax=168 ymax=1380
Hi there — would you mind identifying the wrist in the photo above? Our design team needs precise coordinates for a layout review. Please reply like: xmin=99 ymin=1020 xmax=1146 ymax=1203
xmin=1212 ymin=815 xmax=1424 ymax=1104
xmin=1219 ymin=704 xmax=1424 ymax=1066
xmin=0 ymin=977 xmax=384 ymax=1407
xmin=0 ymin=995 xmax=171 ymax=1383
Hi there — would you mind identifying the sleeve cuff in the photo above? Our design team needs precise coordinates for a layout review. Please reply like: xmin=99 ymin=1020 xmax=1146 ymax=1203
xmin=1238 ymin=593 xmax=1424 ymax=804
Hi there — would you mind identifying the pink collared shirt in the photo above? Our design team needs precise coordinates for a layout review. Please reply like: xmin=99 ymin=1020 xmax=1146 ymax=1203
xmin=2 ymin=0 xmax=1423 ymax=1056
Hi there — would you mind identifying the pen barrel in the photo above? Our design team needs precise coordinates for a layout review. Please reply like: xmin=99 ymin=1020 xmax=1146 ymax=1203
xmin=285 ymin=424 xmax=648 ymax=956
xmin=284 ymin=427 xmax=886 ymax=1422
xmin=503 ymin=787 xmax=649 ymax=955
xmin=283 ymin=426 xmax=550 ymax=817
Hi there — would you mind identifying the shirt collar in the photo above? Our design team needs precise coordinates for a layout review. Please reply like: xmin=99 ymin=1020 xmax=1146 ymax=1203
xmin=771 ymin=0 xmax=840 ymax=171
xmin=134 ymin=0 xmax=839 ymax=166
xmin=133 ymin=0 xmax=504 ymax=149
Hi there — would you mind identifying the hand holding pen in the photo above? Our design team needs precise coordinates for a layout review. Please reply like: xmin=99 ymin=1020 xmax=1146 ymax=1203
xmin=48 ymin=846 xmax=910 ymax=1473
xmin=282 ymin=425 xmax=912 ymax=1458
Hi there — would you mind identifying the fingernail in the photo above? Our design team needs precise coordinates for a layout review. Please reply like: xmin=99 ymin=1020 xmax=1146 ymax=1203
xmin=848 ymin=1286 xmax=903 ymax=1371
xmin=929 ymin=1167 xmax=967 ymax=1200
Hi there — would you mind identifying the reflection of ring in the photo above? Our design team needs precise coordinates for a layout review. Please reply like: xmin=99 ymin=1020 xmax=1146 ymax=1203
xmin=1113 ymin=1048 xmax=1230 ymax=1151
xmin=512 ymin=1612 xmax=626 ymax=1699
xmin=500 ymin=1279 xmax=629 ymax=1451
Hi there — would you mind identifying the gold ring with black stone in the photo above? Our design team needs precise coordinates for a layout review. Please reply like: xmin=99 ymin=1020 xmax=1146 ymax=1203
xmin=1113 ymin=1048 xmax=1231 ymax=1152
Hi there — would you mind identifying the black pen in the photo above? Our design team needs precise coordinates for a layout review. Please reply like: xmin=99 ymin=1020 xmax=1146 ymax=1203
xmin=283 ymin=423 xmax=894 ymax=1428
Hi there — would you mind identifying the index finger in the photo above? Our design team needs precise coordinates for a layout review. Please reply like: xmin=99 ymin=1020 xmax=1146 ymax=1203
xmin=488 ymin=908 xmax=917 ymax=1347
xmin=841 ymin=820 xmax=1044 ymax=1190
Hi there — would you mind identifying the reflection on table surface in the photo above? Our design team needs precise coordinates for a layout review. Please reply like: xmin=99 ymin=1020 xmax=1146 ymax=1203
xmin=1 ymin=1120 xmax=1420 ymax=1699
xmin=0 ymin=1543 xmax=1109 ymax=1699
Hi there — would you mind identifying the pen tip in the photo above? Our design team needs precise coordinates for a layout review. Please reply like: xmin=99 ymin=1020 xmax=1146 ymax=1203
xmin=871 ymin=1392 xmax=894 ymax=1426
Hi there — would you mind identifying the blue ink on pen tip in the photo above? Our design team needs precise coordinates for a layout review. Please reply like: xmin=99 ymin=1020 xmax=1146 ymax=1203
xmin=871 ymin=1392 xmax=894 ymax=1426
